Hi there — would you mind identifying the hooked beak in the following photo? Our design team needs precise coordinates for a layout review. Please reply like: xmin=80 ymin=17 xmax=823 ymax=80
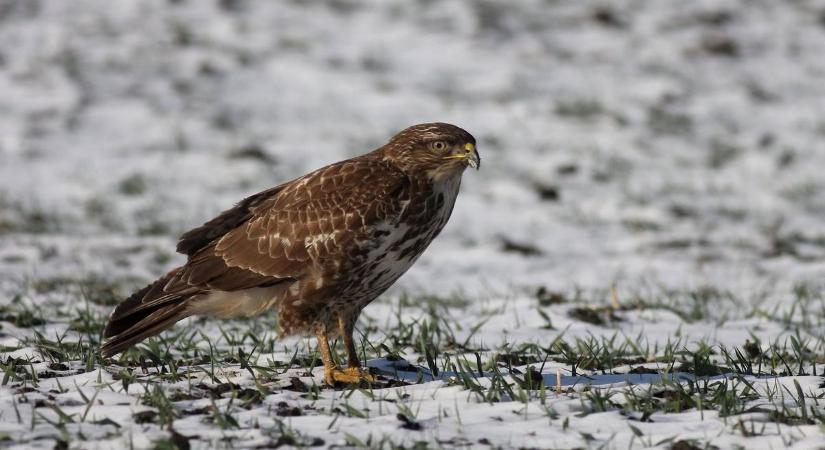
xmin=465 ymin=142 xmax=480 ymax=170
xmin=444 ymin=142 xmax=480 ymax=170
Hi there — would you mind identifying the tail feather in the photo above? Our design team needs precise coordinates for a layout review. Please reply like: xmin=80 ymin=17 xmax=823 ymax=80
xmin=102 ymin=267 xmax=201 ymax=358
xmin=101 ymin=302 xmax=192 ymax=357
xmin=106 ymin=267 xmax=195 ymax=325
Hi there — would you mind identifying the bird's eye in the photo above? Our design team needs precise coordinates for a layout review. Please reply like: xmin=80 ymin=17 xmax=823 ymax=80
xmin=431 ymin=141 xmax=448 ymax=152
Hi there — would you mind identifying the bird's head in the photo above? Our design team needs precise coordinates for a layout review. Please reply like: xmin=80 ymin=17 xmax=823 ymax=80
xmin=382 ymin=122 xmax=480 ymax=179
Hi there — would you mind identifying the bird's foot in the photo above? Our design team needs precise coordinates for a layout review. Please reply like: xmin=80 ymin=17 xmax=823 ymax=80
xmin=324 ymin=366 xmax=377 ymax=385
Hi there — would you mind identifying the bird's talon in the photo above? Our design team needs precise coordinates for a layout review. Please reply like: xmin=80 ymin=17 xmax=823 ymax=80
xmin=324 ymin=366 xmax=377 ymax=385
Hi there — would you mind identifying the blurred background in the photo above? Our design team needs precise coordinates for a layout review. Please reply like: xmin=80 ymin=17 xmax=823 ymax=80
xmin=3 ymin=3 xmax=825 ymax=447
xmin=1 ymin=0 xmax=825 ymax=299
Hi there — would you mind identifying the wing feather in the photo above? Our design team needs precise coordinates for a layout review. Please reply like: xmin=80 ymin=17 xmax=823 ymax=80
xmin=174 ymin=158 xmax=410 ymax=292
xmin=176 ymin=184 xmax=285 ymax=257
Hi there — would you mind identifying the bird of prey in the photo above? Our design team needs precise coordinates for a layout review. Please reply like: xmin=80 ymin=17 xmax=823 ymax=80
xmin=101 ymin=122 xmax=480 ymax=385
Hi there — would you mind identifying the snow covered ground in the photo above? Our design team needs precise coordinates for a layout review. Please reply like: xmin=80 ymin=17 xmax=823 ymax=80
xmin=1 ymin=0 xmax=825 ymax=448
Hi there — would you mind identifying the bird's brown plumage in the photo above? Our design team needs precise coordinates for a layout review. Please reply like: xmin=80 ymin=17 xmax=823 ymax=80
xmin=101 ymin=122 xmax=479 ymax=383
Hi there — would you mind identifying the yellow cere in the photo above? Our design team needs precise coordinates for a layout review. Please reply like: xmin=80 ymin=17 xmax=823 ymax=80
xmin=464 ymin=142 xmax=475 ymax=152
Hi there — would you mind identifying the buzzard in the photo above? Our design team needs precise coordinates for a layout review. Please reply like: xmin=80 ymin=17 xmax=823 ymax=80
xmin=101 ymin=122 xmax=479 ymax=385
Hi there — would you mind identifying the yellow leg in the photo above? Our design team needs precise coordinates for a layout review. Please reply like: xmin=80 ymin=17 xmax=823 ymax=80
xmin=339 ymin=315 xmax=361 ymax=369
xmin=339 ymin=316 xmax=376 ymax=382
xmin=315 ymin=323 xmax=375 ymax=385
